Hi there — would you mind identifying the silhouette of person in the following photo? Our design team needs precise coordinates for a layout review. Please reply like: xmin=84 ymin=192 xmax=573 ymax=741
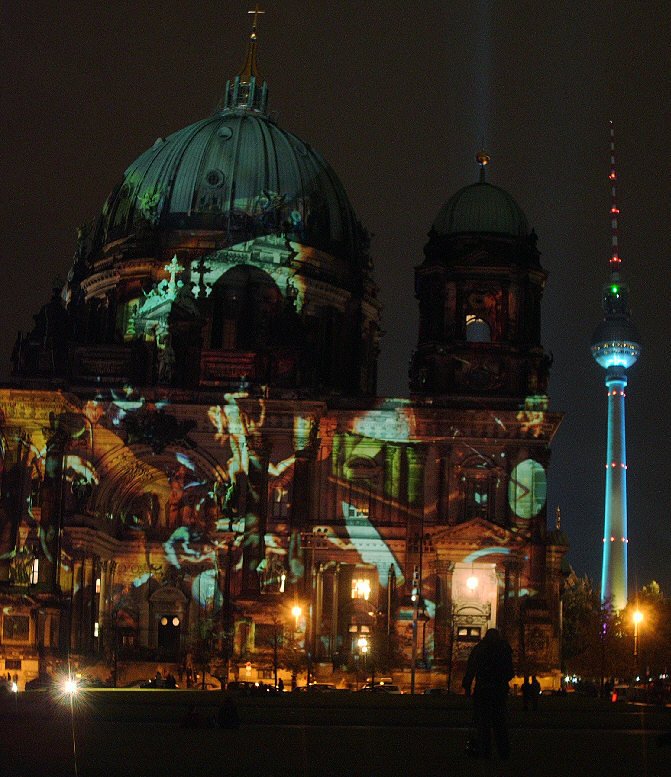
xmin=277 ymin=678 xmax=284 ymax=693
xmin=462 ymin=627 xmax=514 ymax=760
xmin=522 ymin=675 xmax=532 ymax=710
xmin=530 ymin=675 xmax=541 ymax=710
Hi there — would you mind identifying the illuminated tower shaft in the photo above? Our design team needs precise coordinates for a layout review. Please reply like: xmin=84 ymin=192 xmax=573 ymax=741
xmin=601 ymin=368 xmax=629 ymax=608
xmin=591 ymin=122 xmax=640 ymax=611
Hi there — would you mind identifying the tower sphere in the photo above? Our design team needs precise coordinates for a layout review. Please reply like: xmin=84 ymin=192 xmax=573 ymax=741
xmin=591 ymin=317 xmax=641 ymax=369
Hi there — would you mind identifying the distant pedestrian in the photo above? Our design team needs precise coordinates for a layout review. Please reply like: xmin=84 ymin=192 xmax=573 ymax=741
xmin=462 ymin=627 xmax=514 ymax=760
xmin=277 ymin=678 xmax=284 ymax=693
xmin=530 ymin=676 xmax=541 ymax=710
xmin=522 ymin=676 xmax=532 ymax=710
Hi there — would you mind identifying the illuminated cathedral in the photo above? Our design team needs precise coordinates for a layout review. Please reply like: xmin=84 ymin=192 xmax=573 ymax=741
xmin=0 ymin=17 xmax=566 ymax=691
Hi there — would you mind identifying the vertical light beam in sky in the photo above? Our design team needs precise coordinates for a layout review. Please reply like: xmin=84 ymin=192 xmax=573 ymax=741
xmin=474 ymin=0 xmax=491 ymax=150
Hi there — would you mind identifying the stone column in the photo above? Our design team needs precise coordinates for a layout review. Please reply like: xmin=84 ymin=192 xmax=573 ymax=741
xmin=433 ymin=561 xmax=454 ymax=661
xmin=314 ymin=563 xmax=324 ymax=660
xmin=405 ymin=446 xmax=427 ymax=590
xmin=70 ymin=553 xmax=83 ymax=652
xmin=331 ymin=563 xmax=340 ymax=658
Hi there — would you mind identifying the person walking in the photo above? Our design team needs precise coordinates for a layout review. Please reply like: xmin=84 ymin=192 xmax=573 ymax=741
xmin=530 ymin=675 xmax=541 ymax=710
xmin=462 ymin=627 xmax=514 ymax=760
xmin=522 ymin=675 xmax=532 ymax=711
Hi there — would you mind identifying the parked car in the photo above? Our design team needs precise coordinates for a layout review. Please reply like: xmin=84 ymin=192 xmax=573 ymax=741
xmin=0 ymin=676 xmax=18 ymax=694
xmin=423 ymin=687 xmax=452 ymax=696
xmin=610 ymin=684 xmax=631 ymax=703
xmin=24 ymin=676 xmax=50 ymax=691
xmin=360 ymin=683 xmax=403 ymax=694
xmin=133 ymin=674 xmax=179 ymax=689
xmin=227 ymin=680 xmax=278 ymax=696
xmin=295 ymin=683 xmax=339 ymax=693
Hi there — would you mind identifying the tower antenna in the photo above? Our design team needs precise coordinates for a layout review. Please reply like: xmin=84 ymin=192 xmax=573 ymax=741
xmin=608 ymin=121 xmax=622 ymax=277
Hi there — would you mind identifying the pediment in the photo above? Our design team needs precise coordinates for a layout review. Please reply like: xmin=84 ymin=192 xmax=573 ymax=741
xmin=431 ymin=517 xmax=520 ymax=547
xmin=149 ymin=584 xmax=187 ymax=604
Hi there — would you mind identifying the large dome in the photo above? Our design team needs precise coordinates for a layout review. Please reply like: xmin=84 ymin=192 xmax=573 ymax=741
xmin=432 ymin=181 xmax=528 ymax=238
xmin=93 ymin=111 xmax=366 ymax=263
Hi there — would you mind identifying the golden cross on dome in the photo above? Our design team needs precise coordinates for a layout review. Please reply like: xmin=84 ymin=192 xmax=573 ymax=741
xmin=248 ymin=5 xmax=265 ymax=38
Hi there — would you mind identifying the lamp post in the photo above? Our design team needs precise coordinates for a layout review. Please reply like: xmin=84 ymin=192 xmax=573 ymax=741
xmin=633 ymin=609 xmax=643 ymax=677
xmin=357 ymin=635 xmax=369 ymax=688
xmin=292 ymin=604 xmax=302 ymax=630
xmin=290 ymin=604 xmax=302 ymax=690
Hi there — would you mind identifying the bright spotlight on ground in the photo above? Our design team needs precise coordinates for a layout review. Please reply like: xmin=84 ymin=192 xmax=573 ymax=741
xmin=63 ymin=678 xmax=79 ymax=695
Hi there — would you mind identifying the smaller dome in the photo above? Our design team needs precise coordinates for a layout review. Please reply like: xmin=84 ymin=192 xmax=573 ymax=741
xmin=433 ymin=182 xmax=529 ymax=237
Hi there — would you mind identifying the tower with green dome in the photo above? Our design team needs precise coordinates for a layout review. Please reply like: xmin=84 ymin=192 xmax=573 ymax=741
xmin=411 ymin=152 xmax=551 ymax=404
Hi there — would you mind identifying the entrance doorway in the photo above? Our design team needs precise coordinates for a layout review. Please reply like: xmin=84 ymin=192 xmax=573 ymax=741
xmin=157 ymin=615 xmax=181 ymax=659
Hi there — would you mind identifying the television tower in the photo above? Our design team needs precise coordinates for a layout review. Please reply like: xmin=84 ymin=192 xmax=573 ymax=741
xmin=591 ymin=122 xmax=640 ymax=610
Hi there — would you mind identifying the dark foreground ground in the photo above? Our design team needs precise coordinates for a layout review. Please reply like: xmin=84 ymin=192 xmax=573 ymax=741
xmin=1 ymin=690 xmax=670 ymax=777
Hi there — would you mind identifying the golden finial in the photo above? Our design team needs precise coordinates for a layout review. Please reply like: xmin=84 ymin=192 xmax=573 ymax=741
xmin=238 ymin=5 xmax=266 ymax=83
xmin=476 ymin=149 xmax=491 ymax=182
xmin=248 ymin=4 xmax=265 ymax=38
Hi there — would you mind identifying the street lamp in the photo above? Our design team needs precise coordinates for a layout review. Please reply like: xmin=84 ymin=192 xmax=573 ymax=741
xmin=633 ymin=609 xmax=643 ymax=668
xmin=291 ymin=605 xmax=302 ymax=630
xmin=357 ymin=635 xmax=369 ymax=687
xmin=289 ymin=604 xmax=303 ymax=690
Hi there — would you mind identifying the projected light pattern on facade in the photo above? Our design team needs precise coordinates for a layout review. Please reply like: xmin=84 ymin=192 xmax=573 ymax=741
xmin=0 ymin=386 xmax=561 ymax=670
xmin=0 ymin=15 xmax=566 ymax=689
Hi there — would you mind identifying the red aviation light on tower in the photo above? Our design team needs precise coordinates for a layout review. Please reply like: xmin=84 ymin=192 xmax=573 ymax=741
xmin=608 ymin=121 xmax=622 ymax=274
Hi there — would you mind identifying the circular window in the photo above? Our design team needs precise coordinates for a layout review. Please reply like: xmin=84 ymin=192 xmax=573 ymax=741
xmin=205 ymin=169 xmax=225 ymax=188
xmin=217 ymin=126 xmax=233 ymax=140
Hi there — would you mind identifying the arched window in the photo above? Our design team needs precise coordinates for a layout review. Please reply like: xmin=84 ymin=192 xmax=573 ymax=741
xmin=465 ymin=315 xmax=491 ymax=343
xmin=459 ymin=455 xmax=497 ymax=523
xmin=210 ymin=266 xmax=282 ymax=350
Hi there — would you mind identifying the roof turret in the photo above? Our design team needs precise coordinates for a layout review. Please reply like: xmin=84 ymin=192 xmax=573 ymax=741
xmin=223 ymin=6 xmax=268 ymax=114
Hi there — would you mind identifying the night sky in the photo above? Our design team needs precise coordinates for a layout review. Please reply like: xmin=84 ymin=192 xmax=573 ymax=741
xmin=2 ymin=2 xmax=669 ymax=593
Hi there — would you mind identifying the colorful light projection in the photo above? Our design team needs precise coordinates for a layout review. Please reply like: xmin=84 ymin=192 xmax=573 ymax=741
xmin=508 ymin=459 xmax=547 ymax=519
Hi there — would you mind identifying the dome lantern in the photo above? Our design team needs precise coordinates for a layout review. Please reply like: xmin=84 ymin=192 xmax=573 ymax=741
xmin=223 ymin=5 xmax=269 ymax=115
